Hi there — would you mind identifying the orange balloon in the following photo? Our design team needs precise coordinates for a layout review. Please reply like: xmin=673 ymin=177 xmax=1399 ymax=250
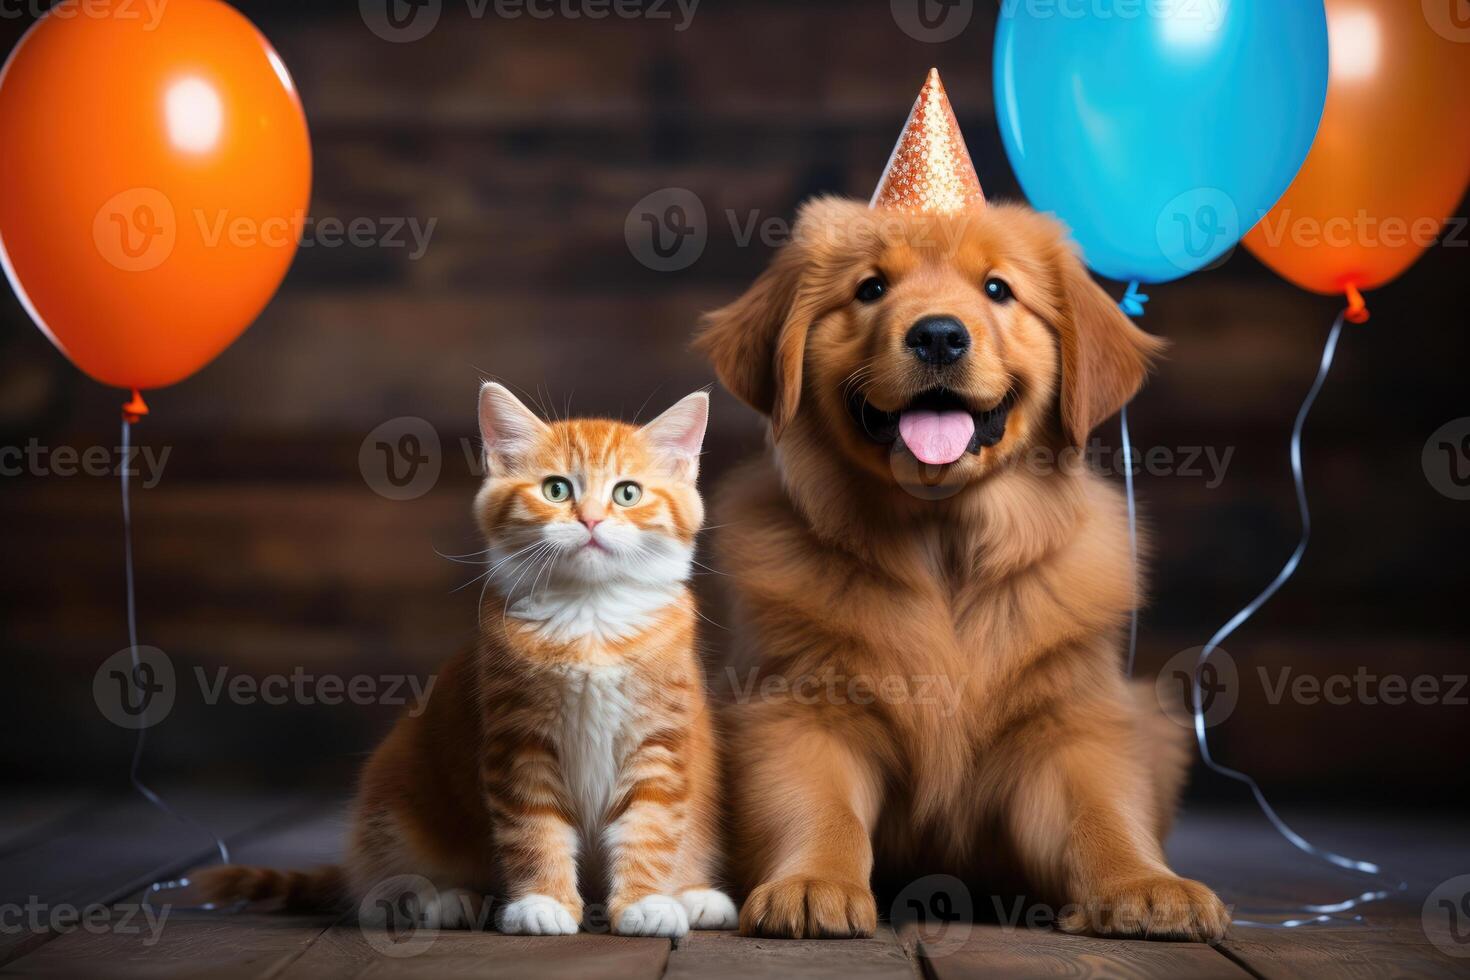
xmin=1244 ymin=0 xmax=1470 ymax=298
xmin=0 ymin=0 xmax=310 ymax=400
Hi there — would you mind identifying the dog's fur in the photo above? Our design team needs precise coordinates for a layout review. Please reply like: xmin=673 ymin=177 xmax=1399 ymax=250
xmin=696 ymin=197 xmax=1228 ymax=941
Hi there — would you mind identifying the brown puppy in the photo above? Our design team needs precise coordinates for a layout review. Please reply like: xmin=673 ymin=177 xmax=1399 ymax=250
xmin=696 ymin=197 xmax=1228 ymax=942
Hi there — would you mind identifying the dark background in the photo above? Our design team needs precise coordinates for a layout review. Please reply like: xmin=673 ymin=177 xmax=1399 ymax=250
xmin=1 ymin=1 xmax=1465 ymax=811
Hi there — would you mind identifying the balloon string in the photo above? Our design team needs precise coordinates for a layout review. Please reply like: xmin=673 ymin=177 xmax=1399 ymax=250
xmin=1191 ymin=311 xmax=1403 ymax=927
xmin=121 ymin=417 xmax=233 ymax=910
xmin=1121 ymin=404 xmax=1140 ymax=678
xmin=1118 ymin=282 xmax=1146 ymax=677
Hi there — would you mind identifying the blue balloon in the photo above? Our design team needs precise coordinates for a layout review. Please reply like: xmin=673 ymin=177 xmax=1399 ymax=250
xmin=994 ymin=1 xmax=1328 ymax=284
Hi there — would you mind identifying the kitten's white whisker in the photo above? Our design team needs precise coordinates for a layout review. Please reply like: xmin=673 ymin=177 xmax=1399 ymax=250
xmin=500 ymin=542 xmax=556 ymax=620
xmin=528 ymin=544 xmax=564 ymax=604
xmin=688 ymin=558 xmax=727 ymax=577
xmin=631 ymin=384 xmax=664 ymax=425
xmin=481 ymin=541 xmax=553 ymax=626
xmin=452 ymin=541 xmax=543 ymax=591
xmin=691 ymin=606 xmax=728 ymax=631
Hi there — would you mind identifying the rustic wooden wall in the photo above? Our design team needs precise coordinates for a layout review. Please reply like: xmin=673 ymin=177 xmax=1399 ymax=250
xmin=1 ymin=1 xmax=1466 ymax=804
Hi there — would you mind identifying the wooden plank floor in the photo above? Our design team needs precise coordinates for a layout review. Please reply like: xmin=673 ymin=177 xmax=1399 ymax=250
xmin=1 ymin=795 xmax=1466 ymax=978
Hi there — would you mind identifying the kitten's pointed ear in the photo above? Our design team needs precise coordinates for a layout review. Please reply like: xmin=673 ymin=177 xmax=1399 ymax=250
xmin=478 ymin=382 xmax=547 ymax=471
xmin=641 ymin=391 xmax=709 ymax=480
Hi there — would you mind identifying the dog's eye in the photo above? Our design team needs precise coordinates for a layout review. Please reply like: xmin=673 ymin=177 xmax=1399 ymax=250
xmin=984 ymin=277 xmax=1013 ymax=303
xmin=855 ymin=277 xmax=887 ymax=303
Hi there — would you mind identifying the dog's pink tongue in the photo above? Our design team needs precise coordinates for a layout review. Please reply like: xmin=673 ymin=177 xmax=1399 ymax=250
xmin=898 ymin=410 xmax=974 ymax=466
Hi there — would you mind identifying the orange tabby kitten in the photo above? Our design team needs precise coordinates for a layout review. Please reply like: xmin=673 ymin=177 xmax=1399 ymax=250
xmin=197 ymin=383 xmax=735 ymax=937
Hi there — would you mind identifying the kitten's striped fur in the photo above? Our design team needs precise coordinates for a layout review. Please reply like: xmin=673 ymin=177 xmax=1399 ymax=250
xmin=197 ymin=385 xmax=734 ymax=937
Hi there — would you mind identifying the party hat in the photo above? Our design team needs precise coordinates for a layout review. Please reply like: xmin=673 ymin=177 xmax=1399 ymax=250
xmin=870 ymin=68 xmax=985 ymax=215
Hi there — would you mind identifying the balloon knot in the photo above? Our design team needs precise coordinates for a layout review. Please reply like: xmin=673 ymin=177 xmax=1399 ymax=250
xmin=1344 ymin=284 xmax=1369 ymax=324
xmin=122 ymin=389 xmax=149 ymax=424
xmin=1120 ymin=281 xmax=1150 ymax=317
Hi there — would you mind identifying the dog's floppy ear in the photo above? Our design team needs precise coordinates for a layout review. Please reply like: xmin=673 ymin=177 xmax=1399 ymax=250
xmin=694 ymin=244 xmax=805 ymax=438
xmin=695 ymin=197 xmax=869 ymax=441
xmin=1054 ymin=250 xmax=1167 ymax=447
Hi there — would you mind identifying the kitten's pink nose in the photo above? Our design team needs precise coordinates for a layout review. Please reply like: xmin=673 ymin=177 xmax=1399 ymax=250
xmin=580 ymin=518 xmax=602 ymax=532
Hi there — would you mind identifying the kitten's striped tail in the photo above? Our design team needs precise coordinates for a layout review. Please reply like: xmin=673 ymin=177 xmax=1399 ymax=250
xmin=192 ymin=864 xmax=347 ymax=911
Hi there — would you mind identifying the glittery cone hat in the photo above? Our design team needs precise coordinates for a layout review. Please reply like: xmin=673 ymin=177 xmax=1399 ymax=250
xmin=870 ymin=68 xmax=985 ymax=215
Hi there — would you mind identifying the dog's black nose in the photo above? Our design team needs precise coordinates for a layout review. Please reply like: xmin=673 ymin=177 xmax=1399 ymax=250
xmin=905 ymin=316 xmax=970 ymax=366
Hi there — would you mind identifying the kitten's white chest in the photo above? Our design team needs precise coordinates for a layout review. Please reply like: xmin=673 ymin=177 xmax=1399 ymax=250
xmin=509 ymin=582 xmax=679 ymax=644
xmin=551 ymin=662 xmax=636 ymax=840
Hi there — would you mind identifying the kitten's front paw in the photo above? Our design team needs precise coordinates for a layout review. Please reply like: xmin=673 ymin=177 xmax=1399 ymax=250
xmin=615 ymin=895 xmax=690 ymax=937
xmin=496 ymin=894 xmax=580 ymax=936
xmin=678 ymin=888 xmax=738 ymax=930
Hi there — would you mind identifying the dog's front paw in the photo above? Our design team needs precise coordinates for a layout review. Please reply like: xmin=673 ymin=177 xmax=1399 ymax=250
xmin=497 ymin=894 xmax=580 ymax=935
xmin=740 ymin=875 xmax=876 ymax=939
xmin=1061 ymin=875 xmax=1229 ymax=942
xmin=614 ymin=895 xmax=689 ymax=937
xmin=678 ymin=888 xmax=738 ymax=929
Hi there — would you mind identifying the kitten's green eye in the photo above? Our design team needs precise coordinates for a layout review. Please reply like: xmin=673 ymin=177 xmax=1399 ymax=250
xmin=541 ymin=477 xmax=573 ymax=503
xmin=612 ymin=481 xmax=643 ymax=507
